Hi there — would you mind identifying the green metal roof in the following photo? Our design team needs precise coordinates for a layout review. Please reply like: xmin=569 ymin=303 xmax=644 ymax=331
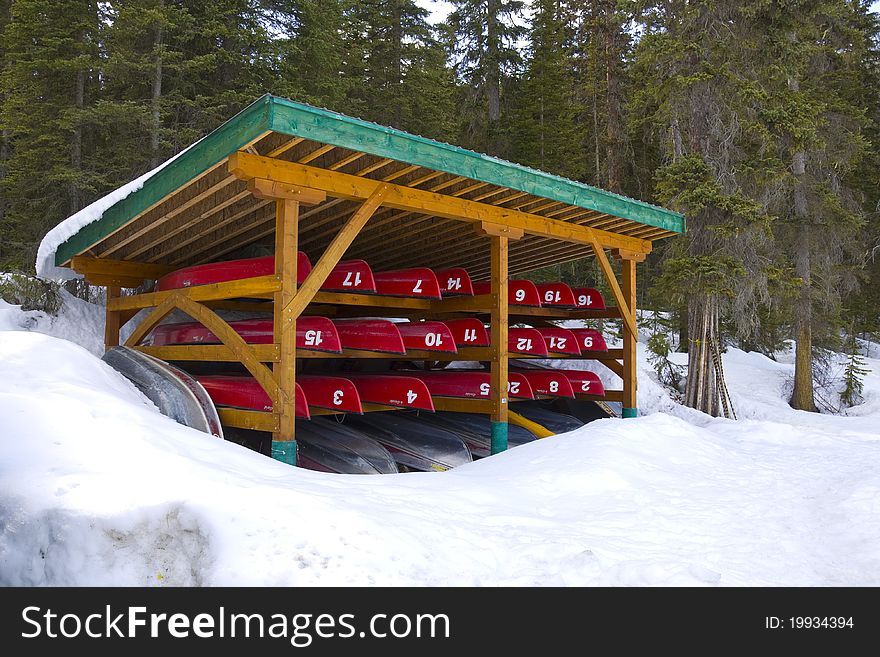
xmin=55 ymin=94 xmax=684 ymax=267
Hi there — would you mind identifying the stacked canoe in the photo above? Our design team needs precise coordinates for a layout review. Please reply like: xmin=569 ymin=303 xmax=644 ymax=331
xmin=143 ymin=253 xmax=612 ymax=473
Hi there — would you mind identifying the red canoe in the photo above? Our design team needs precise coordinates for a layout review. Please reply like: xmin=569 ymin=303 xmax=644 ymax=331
xmin=374 ymin=268 xmax=442 ymax=299
xmin=535 ymin=327 xmax=581 ymax=355
xmin=298 ymin=375 xmax=363 ymax=414
xmin=195 ymin=375 xmax=310 ymax=419
xmin=394 ymin=370 xmax=535 ymax=400
xmin=395 ymin=321 xmax=458 ymax=353
xmin=561 ymin=370 xmax=606 ymax=397
xmin=508 ymin=328 xmax=550 ymax=356
xmin=319 ymin=259 xmax=377 ymax=294
xmin=342 ymin=374 xmax=435 ymax=411
xmin=512 ymin=363 xmax=606 ymax=397
xmin=473 ymin=280 xmax=542 ymax=306
xmin=444 ymin=318 xmax=490 ymax=347
xmin=568 ymin=328 xmax=608 ymax=352
xmin=332 ymin=319 xmax=406 ymax=354
xmin=148 ymin=317 xmax=343 ymax=354
xmin=572 ymin=287 xmax=606 ymax=310
xmin=512 ymin=369 xmax=575 ymax=398
xmin=435 ymin=268 xmax=474 ymax=296
xmin=535 ymin=282 xmax=578 ymax=307
xmin=156 ymin=254 xmax=311 ymax=292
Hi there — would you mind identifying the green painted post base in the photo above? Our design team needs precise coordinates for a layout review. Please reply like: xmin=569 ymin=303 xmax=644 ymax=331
xmin=271 ymin=440 xmax=297 ymax=466
xmin=622 ymin=407 xmax=638 ymax=418
xmin=490 ymin=421 xmax=508 ymax=455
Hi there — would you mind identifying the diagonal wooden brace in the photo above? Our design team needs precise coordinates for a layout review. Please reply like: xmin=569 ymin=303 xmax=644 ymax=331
xmin=590 ymin=238 xmax=637 ymax=338
xmin=280 ymin=185 xmax=389 ymax=333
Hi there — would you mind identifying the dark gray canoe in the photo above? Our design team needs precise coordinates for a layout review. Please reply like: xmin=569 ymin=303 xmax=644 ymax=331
xmin=102 ymin=346 xmax=223 ymax=438
xmin=416 ymin=412 xmax=538 ymax=458
xmin=295 ymin=418 xmax=398 ymax=475
xmin=342 ymin=412 xmax=472 ymax=471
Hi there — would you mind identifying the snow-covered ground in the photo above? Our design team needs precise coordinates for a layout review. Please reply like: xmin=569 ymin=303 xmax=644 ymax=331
xmin=0 ymin=294 xmax=878 ymax=586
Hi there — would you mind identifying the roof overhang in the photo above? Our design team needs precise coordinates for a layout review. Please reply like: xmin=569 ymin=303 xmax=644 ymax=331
xmin=54 ymin=94 xmax=684 ymax=278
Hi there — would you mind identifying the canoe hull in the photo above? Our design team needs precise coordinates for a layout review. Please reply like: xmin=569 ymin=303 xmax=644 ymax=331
xmin=155 ymin=254 xmax=311 ymax=291
xmin=374 ymin=268 xmax=442 ymax=299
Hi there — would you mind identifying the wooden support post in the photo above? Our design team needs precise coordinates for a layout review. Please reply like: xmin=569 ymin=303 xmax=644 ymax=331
xmin=273 ymin=198 xmax=299 ymax=465
xmin=619 ymin=254 xmax=638 ymax=417
xmin=489 ymin=234 xmax=509 ymax=453
xmin=104 ymin=286 xmax=121 ymax=350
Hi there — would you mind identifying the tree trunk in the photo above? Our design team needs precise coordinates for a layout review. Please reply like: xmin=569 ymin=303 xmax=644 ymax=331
xmin=486 ymin=0 xmax=501 ymax=154
xmin=391 ymin=0 xmax=403 ymax=129
xmin=791 ymin=221 xmax=817 ymax=411
xmin=70 ymin=66 xmax=85 ymax=215
xmin=602 ymin=0 xmax=623 ymax=193
xmin=685 ymin=294 xmax=723 ymax=416
xmin=788 ymin=67 xmax=816 ymax=412
xmin=150 ymin=21 xmax=164 ymax=169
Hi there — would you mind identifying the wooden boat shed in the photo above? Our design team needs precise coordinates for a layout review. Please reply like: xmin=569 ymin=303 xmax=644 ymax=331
xmin=54 ymin=94 xmax=685 ymax=464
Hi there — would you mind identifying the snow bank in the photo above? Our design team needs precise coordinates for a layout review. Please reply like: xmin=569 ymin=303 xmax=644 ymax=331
xmin=1 ymin=330 xmax=879 ymax=586
xmin=36 ymin=146 xmax=192 ymax=280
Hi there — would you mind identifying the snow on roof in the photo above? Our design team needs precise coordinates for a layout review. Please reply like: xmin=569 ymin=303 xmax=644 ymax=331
xmin=36 ymin=145 xmax=193 ymax=280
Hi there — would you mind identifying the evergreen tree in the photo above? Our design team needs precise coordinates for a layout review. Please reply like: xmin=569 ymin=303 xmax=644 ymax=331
xmin=511 ymin=0 xmax=582 ymax=178
xmin=756 ymin=0 xmax=871 ymax=411
xmin=1 ymin=0 xmax=104 ymax=269
xmin=341 ymin=0 xmax=456 ymax=140
xmin=447 ymin=0 xmax=525 ymax=156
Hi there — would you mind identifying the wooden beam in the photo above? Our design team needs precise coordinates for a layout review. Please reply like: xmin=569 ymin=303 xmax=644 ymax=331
xmin=106 ymin=275 xmax=281 ymax=312
xmin=596 ymin=358 xmax=624 ymax=379
xmin=104 ymin=286 xmax=121 ymax=349
xmin=134 ymin=344 xmax=279 ymax=362
xmin=71 ymin=256 xmax=172 ymax=282
xmin=490 ymin=234 xmax=509 ymax=454
xmin=228 ymin=151 xmax=653 ymax=254
xmin=248 ymin=178 xmax=326 ymax=204
xmin=218 ymin=408 xmax=280 ymax=432
xmin=476 ymin=221 xmax=524 ymax=240
xmin=281 ymin=185 xmax=389 ymax=331
xmin=274 ymin=198 xmax=299 ymax=450
xmin=123 ymin=294 xmax=181 ymax=347
xmin=620 ymin=256 xmax=638 ymax=415
xmin=433 ymin=397 xmax=494 ymax=414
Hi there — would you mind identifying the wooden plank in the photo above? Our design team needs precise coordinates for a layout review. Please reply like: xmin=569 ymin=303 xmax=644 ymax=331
xmin=248 ymin=178 xmax=326 ymax=204
xmin=310 ymin=292 xmax=433 ymax=310
xmin=433 ymin=397 xmax=494 ymax=414
xmin=134 ymin=344 xmax=280 ymax=362
xmin=106 ymin=275 xmax=281 ymax=312
xmin=490 ymin=234 xmax=509 ymax=453
xmin=297 ymin=347 xmax=493 ymax=360
xmin=274 ymin=198 xmax=299 ymax=443
xmin=508 ymin=307 xmax=622 ymax=320
xmin=281 ymin=185 xmax=390 ymax=330
xmin=218 ymin=408 xmax=280 ymax=432
xmin=123 ymin=294 xmax=181 ymax=347
xmin=476 ymin=222 xmax=524 ymax=240
xmin=621 ymin=256 xmax=637 ymax=413
xmin=71 ymin=256 xmax=173 ymax=281
xmin=228 ymin=152 xmax=654 ymax=254
xmin=104 ymin=286 xmax=121 ymax=349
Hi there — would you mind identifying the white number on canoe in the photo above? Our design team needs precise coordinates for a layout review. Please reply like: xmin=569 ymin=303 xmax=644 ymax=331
xmin=549 ymin=381 xmax=559 ymax=393
xmin=549 ymin=336 xmax=566 ymax=350
xmin=342 ymin=271 xmax=362 ymax=287
xmin=516 ymin=337 xmax=533 ymax=351
xmin=545 ymin=290 xmax=561 ymax=303
xmin=479 ymin=382 xmax=490 ymax=396
xmin=578 ymin=294 xmax=591 ymax=306
xmin=507 ymin=382 xmax=521 ymax=395
xmin=583 ymin=336 xmax=594 ymax=348
xmin=304 ymin=330 xmax=323 ymax=346
xmin=424 ymin=332 xmax=443 ymax=347
xmin=581 ymin=381 xmax=591 ymax=392
xmin=514 ymin=288 xmax=526 ymax=302
xmin=406 ymin=389 xmax=418 ymax=404
xmin=447 ymin=277 xmax=462 ymax=291
xmin=333 ymin=390 xmax=344 ymax=406
xmin=412 ymin=279 xmax=423 ymax=293
xmin=463 ymin=328 xmax=478 ymax=342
